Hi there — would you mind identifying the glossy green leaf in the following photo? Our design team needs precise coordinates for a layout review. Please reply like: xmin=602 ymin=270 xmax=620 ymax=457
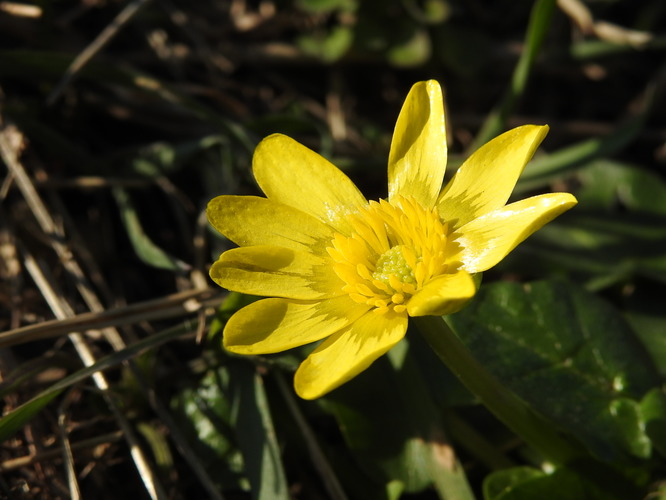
xmin=483 ymin=465 xmax=637 ymax=500
xmin=624 ymin=289 xmax=666 ymax=377
xmin=448 ymin=280 xmax=659 ymax=462
xmin=0 ymin=390 xmax=62 ymax=444
xmin=483 ymin=467 xmax=544 ymax=500
xmin=137 ymin=421 xmax=174 ymax=468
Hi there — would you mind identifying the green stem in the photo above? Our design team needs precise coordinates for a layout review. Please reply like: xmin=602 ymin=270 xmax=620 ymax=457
xmin=414 ymin=315 xmax=581 ymax=465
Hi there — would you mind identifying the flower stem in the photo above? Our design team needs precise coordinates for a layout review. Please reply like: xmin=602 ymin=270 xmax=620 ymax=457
xmin=414 ymin=315 xmax=581 ymax=465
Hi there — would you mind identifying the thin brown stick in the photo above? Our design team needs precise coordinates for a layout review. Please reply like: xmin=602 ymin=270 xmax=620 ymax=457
xmin=0 ymin=288 xmax=222 ymax=347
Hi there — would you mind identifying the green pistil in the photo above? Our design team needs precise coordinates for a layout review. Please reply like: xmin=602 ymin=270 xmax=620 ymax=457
xmin=372 ymin=245 xmax=415 ymax=287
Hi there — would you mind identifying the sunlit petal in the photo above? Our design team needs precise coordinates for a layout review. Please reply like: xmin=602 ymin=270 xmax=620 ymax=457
xmin=210 ymin=245 xmax=343 ymax=299
xmin=224 ymin=296 xmax=370 ymax=354
xmin=456 ymin=193 xmax=578 ymax=273
xmin=437 ymin=125 xmax=548 ymax=227
xmin=388 ymin=80 xmax=447 ymax=209
xmin=407 ymin=271 xmax=476 ymax=316
xmin=253 ymin=134 xmax=367 ymax=233
xmin=294 ymin=310 xmax=408 ymax=399
xmin=207 ymin=195 xmax=334 ymax=255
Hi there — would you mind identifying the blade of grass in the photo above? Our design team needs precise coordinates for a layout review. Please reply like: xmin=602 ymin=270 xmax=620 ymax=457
xmin=112 ymin=186 xmax=191 ymax=271
xmin=46 ymin=0 xmax=153 ymax=105
xmin=469 ymin=0 xmax=557 ymax=151
xmin=514 ymin=81 xmax=656 ymax=193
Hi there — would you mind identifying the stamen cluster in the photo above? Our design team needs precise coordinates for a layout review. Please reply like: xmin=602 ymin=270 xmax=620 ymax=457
xmin=327 ymin=196 xmax=457 ymax=315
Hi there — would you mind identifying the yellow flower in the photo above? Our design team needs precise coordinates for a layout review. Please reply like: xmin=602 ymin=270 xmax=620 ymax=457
xmin=207 ymin=80 xmax=577 ymax=400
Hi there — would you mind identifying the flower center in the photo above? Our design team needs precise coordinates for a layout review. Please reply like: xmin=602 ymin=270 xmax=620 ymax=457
xmin=327 ymin=196 xmax=459 ymax=315
xmin=373 ymin=245 xmax=416 ymax=286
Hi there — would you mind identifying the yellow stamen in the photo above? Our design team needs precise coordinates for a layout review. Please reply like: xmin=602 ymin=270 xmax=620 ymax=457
xmin=329 ymin=195 xmax=459 ymax=314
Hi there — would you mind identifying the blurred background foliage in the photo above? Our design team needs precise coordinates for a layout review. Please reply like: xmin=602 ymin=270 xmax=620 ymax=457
xmin=1 ymin=0 xmax=666 ymax=499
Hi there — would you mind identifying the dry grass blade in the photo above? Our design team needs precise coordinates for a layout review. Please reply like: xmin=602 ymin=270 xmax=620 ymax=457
xmin=21 ymin=244 xmax=170 ymax=500
xmin=2 ymin=114 xmax=227 ymax=500
xmin=0 ymin=288 xmax=222 ymax=348
xmin=58 ymin=395 xmax=81 ymax=500
xmin=1 ymin=119 xmax=169 ymax=500
xmin=0 ymin=431 xmax=124 ymax=472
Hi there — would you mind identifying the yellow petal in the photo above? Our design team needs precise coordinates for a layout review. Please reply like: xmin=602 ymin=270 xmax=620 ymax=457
xmin=224 ymin=296 xmax=370 ymax=354
xmin=455 ymin=193 xmax=578 ymax=273
xmin=252 ymin=134 xmax=367 ymax=233
xmin=407 ymin=271 xmax=476 ymax=317
xmin=388 ymin=80 xmax=447 ymax=209
xmin=210 ymin=246 xmax=342 ymax=299
xmin=294 ymin=310 xmax=408 ymax=399
xmin=437 ymin=125 xmax=549 ymax=227
xmin=207 ymin=195 xmax=334 ymax=254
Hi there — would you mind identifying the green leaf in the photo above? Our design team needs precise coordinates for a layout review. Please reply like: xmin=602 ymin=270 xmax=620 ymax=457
xmin=575 ymin=160 xmax=666 ymax=215
xmin=624 ymin=289 xmax=666 ymax=377
xmin=324 ymin=338 xmax=474 ymax=499
xmin=230 ymin=362 xmax=290 ymax=500
xmin=448 ymin=279 xmax=659 ymax=462
xmin=483 ymin=467 xmax=544 ymax=500
xmin=295 ymin=0 xmax=356 ymax=13
xmin=172 ymin=360 xmax=290 ymax=499
xmin=171 ymin=368 xmax=247 ymax=491
xmin=113 ymin=187 xmax=190 ymax=271
xmin=137 ymin=421 xmax=174 ymax=469
xmin=387 ymin=28 xmax=431 ymax=67
xmin=515 ymin=94 xmax=653 ymax=193
xmin=297 ymin=25 xmax=354 ymax=62
xmin=483 ymin=465 xmax=637 ymax=500
xmin=503 ymin=210 xmax=666 ymax=288
xmin=0 ymin=390 xmax=62 ymax=443
xmin=127 ymin=136 xmax=224 ymax=178
xmin=640 ymin=388 xmax=666 ymax=457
